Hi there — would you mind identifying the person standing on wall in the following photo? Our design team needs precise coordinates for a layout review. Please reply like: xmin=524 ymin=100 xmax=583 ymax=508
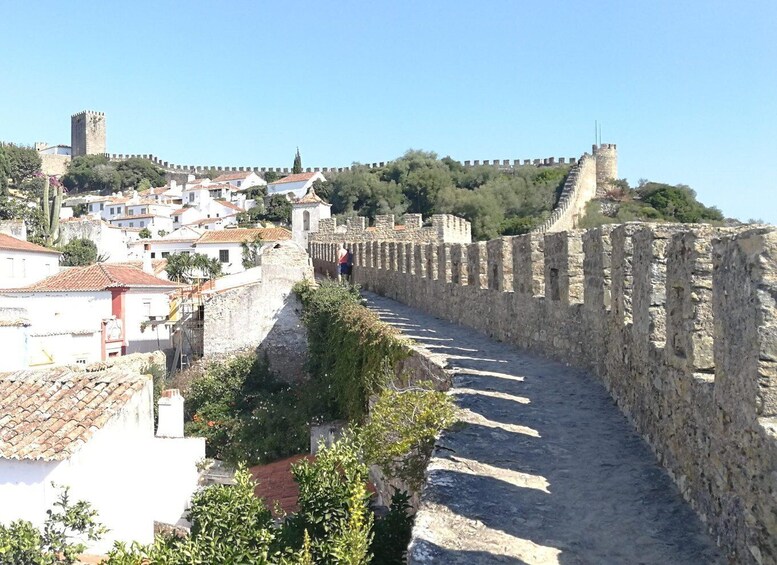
xmin=337 ymin=242 xmax=351 ymax=283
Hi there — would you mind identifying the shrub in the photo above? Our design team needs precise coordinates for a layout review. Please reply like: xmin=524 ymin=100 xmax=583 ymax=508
xmin=361 ymin=385 xmax=456 ymax=491
xmin=184 ymin=353 xmax=308 ymax=466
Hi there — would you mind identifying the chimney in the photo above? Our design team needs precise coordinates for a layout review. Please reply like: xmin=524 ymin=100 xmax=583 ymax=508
xmin=170 ymin=179 xmax=177 ymax=191
xmin=156 ymin=389 xmax=184 ymax=438
xmin=143 ymin=243 xmax=153 ymax=274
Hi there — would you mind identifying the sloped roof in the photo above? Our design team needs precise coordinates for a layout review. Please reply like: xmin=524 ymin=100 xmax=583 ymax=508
xmin=0 ymin=366 xmax=149 ymax=461
xmin=268 ymin=172 xmax=319 ymax=185
xmin=295 ymin=188 xmax=330 ymax=206
xmin=195 ymin=227 xmax=291 ymax=244
xmin=111 ymin=259 xmax=168 ymax=276
xmin=8 ymin=263 xmax=178 ymax=292
xmin=214 ymin=172 xmax=255 ymax=182
xmin=250 ymin=454 xmax=315 ymax=515
xmin=0 ymin=234 xmax=61 ymax=255
xmin=214 ymin=200 xmax=245 ymax=212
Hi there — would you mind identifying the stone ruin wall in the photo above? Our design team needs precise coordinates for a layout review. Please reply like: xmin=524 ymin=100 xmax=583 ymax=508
xmin=202 ymin=244 xmax=314 ymax=382
xmin=309 ymin=222 xmax=777 ymax=564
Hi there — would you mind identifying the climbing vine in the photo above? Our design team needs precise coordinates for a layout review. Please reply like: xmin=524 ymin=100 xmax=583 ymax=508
xmin=294 ymin=280 xmax=410 ymax=422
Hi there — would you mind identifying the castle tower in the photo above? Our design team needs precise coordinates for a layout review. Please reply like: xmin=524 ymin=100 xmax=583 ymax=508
xmin=291 ymin=187 xmax=331 ymax=249
xmin=593 ymin=143 xmax=617 ymax=197
xmin=71 ymin=111 xmax=106 ymax=157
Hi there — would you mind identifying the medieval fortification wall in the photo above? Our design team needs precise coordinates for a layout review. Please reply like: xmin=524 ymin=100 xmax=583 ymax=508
xmin=309 ymin=222 xmax=777 ymax=564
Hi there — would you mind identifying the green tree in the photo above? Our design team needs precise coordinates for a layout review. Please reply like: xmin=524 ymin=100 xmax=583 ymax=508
xmin=138 ymin=227 xmax=152 ymax=239
xmin=263 ymin=194 xmax=292 ymax=224
xmin=115 ymin=158 xmax=166 ymax=191
xmin=241 ymin=235 xmax=264 ymax=269
xmin=0 ymin=485 xmax=106 ymax=565
xmin=60 ymin=238 xmax=99 ymax=266
xmin=165 ymin=252 xmax=222 ymax=283
xmin=292 ymin=148 xmax=302 ymax=175
xmin=1 ymin=144 xmax=42 ymax=186
xmin=62 ymin=155 xmax=120 ymax=194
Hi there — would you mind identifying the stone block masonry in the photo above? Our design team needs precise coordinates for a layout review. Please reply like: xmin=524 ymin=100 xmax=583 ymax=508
xmin=310 ymin=222 xmax=777 ymax=564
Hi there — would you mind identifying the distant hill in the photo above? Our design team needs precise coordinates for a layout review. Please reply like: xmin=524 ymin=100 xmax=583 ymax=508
xmin=578 ymin=179 xmax=725 ymax=229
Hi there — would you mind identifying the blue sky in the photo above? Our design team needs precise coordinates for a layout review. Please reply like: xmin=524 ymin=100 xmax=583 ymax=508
xmin=1 ymin=1 xmax=775 ymax=222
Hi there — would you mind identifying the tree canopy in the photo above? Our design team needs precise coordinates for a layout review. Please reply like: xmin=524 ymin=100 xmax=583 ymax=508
xmin=323 ymin=150 xmax=568 ymax=240
xmin=62 ymin=156 xmax=166 ymax=194
xmin=60 ymin=238 xmax=100 ymax=266
xmin=165 ymin=252 xmax=222 ymax=283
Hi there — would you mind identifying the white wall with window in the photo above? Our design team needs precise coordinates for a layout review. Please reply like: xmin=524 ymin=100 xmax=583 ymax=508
xmin=0 ymin=247 xmax=60 ymax=289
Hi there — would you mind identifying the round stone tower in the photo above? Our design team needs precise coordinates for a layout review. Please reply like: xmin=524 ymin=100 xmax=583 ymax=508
xmin=593 ymin=143 xmax=617 ymax=197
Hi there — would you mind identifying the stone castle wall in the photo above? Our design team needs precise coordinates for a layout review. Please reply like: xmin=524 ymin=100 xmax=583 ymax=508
xmin=309 ymin=213 xmax=472 ymax=246
xmin=100 ymin=152 xmax=578 ymax=178
xmin=310 ymin=223 xmax=777 ymax=564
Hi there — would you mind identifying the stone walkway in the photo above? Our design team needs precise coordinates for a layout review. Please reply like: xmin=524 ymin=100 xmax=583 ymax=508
xmin=363 ymin=292 xmax=723 ymax=565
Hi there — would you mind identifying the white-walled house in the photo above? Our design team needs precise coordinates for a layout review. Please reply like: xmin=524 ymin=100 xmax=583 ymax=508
xmin=0 ymin=364 xmax=205 ymax=553
xmin=1 ymin=264 xmax=179 ymax=368
xmin=127 ymin=227 xmax=205 ymax=261
xmin=110 ymin=214 xmax=174 ymax=234
xmin=171 ymin=207 xmax=203 ymax=230
xmin=267 ymin=171 xmax=326 ymax=200
xmin=213 ymin=171 xmax=266 ymax=191
xmin=0 ymin=234 xmax=60 ymax=289
xmin=193 ymin=227 xmax=292 ymax=275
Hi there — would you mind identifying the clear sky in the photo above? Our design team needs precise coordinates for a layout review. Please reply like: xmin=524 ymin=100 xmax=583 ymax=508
xmin=1 ymin=1 xmax=775 ymax=222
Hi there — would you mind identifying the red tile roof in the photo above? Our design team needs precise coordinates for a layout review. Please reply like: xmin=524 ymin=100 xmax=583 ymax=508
xmin=214 ymin=200 xmax=245 ymax=212
xmin=196 ymin=227 xmax=291 ymax=244
xmin=250 ymin=454 xmax=314 ymax=515
xmin=0 ymin=366 xmax=149 ymax=461
xmin=8 ymin=263 xmax=178 ymax=292
xmin=111 ymin=259 xmax=169 ymax=276
xmin=214 ymin=172 xmax=255 ymax=182
xmin=0 ymin=234 xmax=61 ymax=255
xmin=268 ymin=172 xmax=318 ymax=185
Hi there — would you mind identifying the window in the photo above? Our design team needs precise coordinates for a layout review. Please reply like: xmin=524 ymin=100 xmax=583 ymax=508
xmin=75 ymin=358 xmax=87 ymax=365
xmin=143 ymin=299 xmax=152 ymax=316
xmin=139 ymin=221 xmax=145 ymax=227
xmin=128 ymin=209 xmax=134 ymax=216
xmin=5 ymin=258 xmax=13 ymax=277
xmin=219 ymin=249 xmax=229 ymax=263
xmin=100 ymin=203 xmax=104 ymax=210
xmin=150 ymin=252 xmax=156 ymax=258
xmin=21 ymin=258 xmax=26 ymax=277
xmin=161 ymin=252 xmax=170 ymax=258
xmin=188 ymin=193 xmax=195 ymax=202
xmin=236 ymin=181 xmax=241 ymax=187
xmin=129 ymin=222 xmax=134 ymax=227
xmin=141 ymin=208 xmax=147 ymax=214
xmin=109 ymin=207 xmax=113 ymax=215
xmin=303 ymin=210 xmax=310 ymax=231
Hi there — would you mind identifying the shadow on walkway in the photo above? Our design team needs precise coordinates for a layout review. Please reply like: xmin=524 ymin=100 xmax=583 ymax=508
xmin=365 ymin=293 xmax=723 ymax=565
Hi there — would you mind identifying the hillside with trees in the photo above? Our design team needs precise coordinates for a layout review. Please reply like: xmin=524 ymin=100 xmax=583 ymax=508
xmin=317 ymin=150 xmax=571 ymax=240
xmin=578 ymin=179 xmax=724 ymax=228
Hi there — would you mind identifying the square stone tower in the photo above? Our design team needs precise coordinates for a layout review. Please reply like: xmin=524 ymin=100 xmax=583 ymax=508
xmin=71 ymin=111 xmax=106 ymax=157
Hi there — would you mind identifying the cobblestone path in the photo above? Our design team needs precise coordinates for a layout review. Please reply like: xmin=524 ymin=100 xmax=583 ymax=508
xmin=364 ymin=292 xmax=723 ymax=565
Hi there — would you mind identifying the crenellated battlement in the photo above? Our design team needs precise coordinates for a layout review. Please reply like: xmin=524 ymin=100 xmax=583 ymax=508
xmin=99 ymin=153 xmax=577 ymax=178
xmin=309 ymin=222 xmax=777 ymax=563
xmin=311 ymin=213 xmax=471 ymax=245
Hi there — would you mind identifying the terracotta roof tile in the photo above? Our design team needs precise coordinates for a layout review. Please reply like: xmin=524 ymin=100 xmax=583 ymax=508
xmin=195 ymin=227 xmax=291 ymax=244
xmin=295 ymin=188 xmax=329 ymax=205
xmin=0 ymin=234 xmax=61 ymax=255
xmin=5 ymin=263 xmax=178 ymax=292
xmin=250 ymin=455 xmax=314 ymax=515
xmin=214 ymin=200 xmax=245 ymax=212
xmin=0 ymin=366 xmax=149 ymax=461
xmin=214 ymin=172 xmax=255 ymax=182
xmin=268 ymin=172 xmax=318 ymax=185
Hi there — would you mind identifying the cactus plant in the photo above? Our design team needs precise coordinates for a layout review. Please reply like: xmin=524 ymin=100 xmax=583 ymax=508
xmin=41 ymin=176 xmax=62 ymax=247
